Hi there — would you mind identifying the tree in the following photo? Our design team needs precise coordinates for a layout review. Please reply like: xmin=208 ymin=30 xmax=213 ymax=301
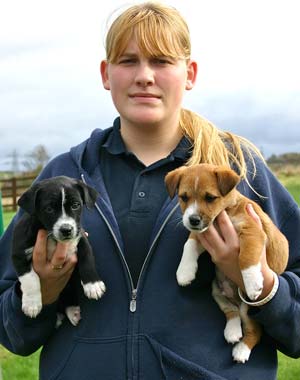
xmin=22 ymin=145 xmax=50 ymax=174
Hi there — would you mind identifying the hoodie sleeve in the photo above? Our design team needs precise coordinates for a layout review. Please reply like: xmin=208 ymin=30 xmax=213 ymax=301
xmin=0 ymin=218 xmax=58 ymax=356
xmin=0 ymin=136 xmax=99 ymax=355
xmin=249 ymin=205 xmax=300 ymax=358
xmin=244 ymin=159 xmax=300 ymax=358
xmin=0 ymin=152 xmax=80 ymax=355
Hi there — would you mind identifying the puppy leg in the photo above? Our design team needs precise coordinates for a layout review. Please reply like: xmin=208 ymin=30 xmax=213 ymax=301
xmin=77 ymin=235 xmax=106 ymax=300
xmin=19 ymin=267 xmax=42 ymax=318
xmin=232 ymin=303 xmax=262 ymax=363
xmin=58 ymin=272 xmax=82 ymax=326
xmin=212 ymin=280 xmax=242 ymax=344
xmin=239 ymin=227 xmax=267 ymax=300
xmin=176 ymin=237 xmax=204 ymax=286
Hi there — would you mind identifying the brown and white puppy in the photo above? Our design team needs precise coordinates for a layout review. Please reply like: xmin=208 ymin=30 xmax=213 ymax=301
xmin=165 ymin=163 xmax=288 ymax=363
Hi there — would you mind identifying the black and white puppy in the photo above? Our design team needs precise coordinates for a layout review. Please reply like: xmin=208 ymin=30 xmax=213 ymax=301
xmin=11 ymin=176 xmax=106 ymax=325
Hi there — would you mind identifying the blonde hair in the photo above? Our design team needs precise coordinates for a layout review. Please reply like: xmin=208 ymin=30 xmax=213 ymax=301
xmin=105 ymin=2 xmax=265 ymax=182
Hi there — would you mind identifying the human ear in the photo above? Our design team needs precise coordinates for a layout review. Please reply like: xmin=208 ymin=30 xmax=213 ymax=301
xmin=185 ymin=60 xmax=197 ymax=90
xmin=100 ymin=60 xmax=110 ymax=90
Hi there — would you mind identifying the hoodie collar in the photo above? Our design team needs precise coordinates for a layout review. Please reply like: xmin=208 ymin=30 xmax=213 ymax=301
xmin=101 ymin=117 xmax=192 ymax=162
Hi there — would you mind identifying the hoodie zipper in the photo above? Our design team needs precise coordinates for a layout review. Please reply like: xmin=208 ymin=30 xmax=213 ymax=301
xmin=82 ymin=173 xmax=179 ymax=379
xmin=82 ymin=171 xmax=179 ymax=312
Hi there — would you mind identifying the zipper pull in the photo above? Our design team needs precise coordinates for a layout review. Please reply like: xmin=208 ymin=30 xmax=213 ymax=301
xmin=130 ymin=289 xmax=137 ymax=312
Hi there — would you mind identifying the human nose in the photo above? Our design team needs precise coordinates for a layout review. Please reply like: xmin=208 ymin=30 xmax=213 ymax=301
xmin=134 ymin=62 xmax=154 ymax=87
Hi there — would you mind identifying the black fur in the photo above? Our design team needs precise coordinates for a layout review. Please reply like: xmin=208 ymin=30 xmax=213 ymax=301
xmin=11 ymin=176 xmax=105 ymax=323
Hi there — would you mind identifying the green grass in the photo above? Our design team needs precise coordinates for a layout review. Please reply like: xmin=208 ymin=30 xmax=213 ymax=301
xmin=278 ymin=175 xmax=300 ymax=205
xmin=278 ymin=352 xmax=300 ymax=380
xmin=0 ymin=347 xmax=39 ymax=380
xmin=2 ymin=211 xmax=15 ymax=229
xmin=0 ymin=177 xmax=300 ymax=379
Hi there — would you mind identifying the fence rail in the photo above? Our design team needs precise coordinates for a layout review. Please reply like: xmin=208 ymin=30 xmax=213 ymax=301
xmin=0 ymin=175 xmax=36 ymax=211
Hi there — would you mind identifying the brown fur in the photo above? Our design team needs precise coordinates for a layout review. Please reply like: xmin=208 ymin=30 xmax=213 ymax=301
xmin=165 ymin=164 xmax=288 ymax=274
xmin=165 ymin=163 xmax=289 ymax=362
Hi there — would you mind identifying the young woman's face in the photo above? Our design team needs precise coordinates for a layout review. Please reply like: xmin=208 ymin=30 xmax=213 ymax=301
xmin=101 ymin=39 xmax=197 ymax=128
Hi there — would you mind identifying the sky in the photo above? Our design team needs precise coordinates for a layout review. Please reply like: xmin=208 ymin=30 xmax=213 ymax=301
xmin=0 ymin=0 xmax=299 ymax=171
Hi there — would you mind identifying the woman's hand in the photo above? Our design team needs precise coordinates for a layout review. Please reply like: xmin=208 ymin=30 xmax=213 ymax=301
xmin=196 ymin=206 xmax=274 ymax=299
xmin=196 ymin=210 xmax=244 ymax=289
xmin=32 ymin=230 xmax=78 ymax=305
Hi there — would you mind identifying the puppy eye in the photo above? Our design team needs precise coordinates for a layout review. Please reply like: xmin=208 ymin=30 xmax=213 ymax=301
xmin=45 ymin=206 xmax=54 ymax=213
xmin=71 ymin=202 xmax=81 ymax=211
xmin=179 ymin=194 xmax=189 ymax=203
xmin=205 ymin=194 xmax=217 ymax=203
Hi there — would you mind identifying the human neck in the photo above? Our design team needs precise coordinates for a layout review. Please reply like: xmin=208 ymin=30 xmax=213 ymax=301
xmin=120 ymin=119 xmax=182 ymax=166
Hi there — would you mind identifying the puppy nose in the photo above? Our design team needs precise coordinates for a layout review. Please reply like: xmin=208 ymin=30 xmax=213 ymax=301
xmin=60 ymin=224 xmax=74 ymax=237
xmin=189 ymin=215 xmax=201 ymax=227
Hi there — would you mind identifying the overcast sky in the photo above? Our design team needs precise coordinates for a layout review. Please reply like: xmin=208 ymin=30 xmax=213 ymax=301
xmin=0 ymin=0 xmax=299 ymax=171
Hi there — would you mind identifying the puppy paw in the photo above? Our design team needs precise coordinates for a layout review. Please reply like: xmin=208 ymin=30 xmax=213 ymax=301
xmin=65 ymin=306 xmax=82 ymax=326
xmin=224 ymin=317 xmax=243 ymax=344
xmin=242 ymin=265 xmax=264 ymax=301
xmin=176 ymin=261 xmax=198 ymax=286
xmin=19 ymin=270 xmax=42 ymax=317
xmin=232 ymin=342 xmax=251 ymax=363
xmin=82 ymin=281 xmax=106 ymax=300
xmin=22 ymin=295 xmax=42 ymax=318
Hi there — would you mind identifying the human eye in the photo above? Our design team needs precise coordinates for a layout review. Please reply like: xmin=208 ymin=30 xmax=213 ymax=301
xmin=152 ymin=56 xmax=174 ymax=65
xmin=118 ymin=56 xmax=137 ymax=65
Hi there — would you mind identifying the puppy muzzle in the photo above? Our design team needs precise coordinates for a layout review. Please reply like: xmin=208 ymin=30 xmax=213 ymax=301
xmin=53 ymin=223 xmax=78 ymax=242
xmin=59 ymin=224 xmax=75 ymax=239
xmin=184 ymin=214 xmax=209 ymax=233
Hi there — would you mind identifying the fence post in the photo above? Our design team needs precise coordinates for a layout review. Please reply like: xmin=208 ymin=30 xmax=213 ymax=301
xmin=0 ymin=190 xmax=4 ymax=236
xmin=12 ymin=177 xmax=17 ymax=212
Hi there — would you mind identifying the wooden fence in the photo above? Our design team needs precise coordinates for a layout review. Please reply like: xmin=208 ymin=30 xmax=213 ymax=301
xmin=0 ymin=175 xmax=36 ymax=211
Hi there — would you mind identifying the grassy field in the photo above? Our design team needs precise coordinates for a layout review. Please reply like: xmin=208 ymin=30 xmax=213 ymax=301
xmin=0 ymin=174 xmax=299 ymax=379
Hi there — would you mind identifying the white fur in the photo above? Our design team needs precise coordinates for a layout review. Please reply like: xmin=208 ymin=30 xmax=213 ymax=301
xmin=232 ymin=341 xmax=251 ymax=363
xmin=65 ymin=306 xmax=82 ymax=326
xmin=52 ymin=189 xmax=78 ymax=241
xmin=182 ymin=202 xmax=198 ymax=230
xmin=53 ymin=216 xmax=78 ymax=241
xmin=241 ymin=263 xmax=264 ymax=300
xmin=176 ymin=239 xmax=204 ymax=286
xmin=82 ymin=281 xmax=106 ymax=300
xmin=224 ymin=316 xmax=243 ymax=344
xmin=19 ymin=268 xmax=42 ymax=318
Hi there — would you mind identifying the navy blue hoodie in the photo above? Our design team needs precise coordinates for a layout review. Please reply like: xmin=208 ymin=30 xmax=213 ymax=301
xmin=0 ymin=127 xmax=300 ymax=380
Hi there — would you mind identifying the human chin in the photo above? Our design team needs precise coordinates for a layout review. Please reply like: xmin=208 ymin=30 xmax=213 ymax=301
xmin=127 ymin=108 xmax=164 ymax=125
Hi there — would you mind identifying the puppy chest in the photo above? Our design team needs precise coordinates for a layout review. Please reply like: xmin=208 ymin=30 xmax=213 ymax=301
xmin=47 ymin=238 xmax=78 ymax=261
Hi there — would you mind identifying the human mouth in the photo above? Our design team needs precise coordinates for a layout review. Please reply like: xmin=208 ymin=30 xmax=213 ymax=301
xmin=129 ymin=93 xmax=161 ymax=102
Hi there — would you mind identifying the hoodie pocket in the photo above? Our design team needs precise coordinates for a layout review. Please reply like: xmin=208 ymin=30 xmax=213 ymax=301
xmin=142 ymin=336 xmax=227 ymax=380
xmin=160 ymin=344 xmax=228 ymax=380
xmin=40 ymin=335 xmax=127 ymax=380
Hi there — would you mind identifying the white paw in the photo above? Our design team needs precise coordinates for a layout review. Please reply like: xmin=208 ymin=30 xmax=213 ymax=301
xmin=176 ymin=262 xmax=198 ymax=286
xmin=224 ymin=317 xmax=243 ymax=344
xmin=232 ymin=342 xmax=251 ymax=363
xmin=19 ymin=269 xmax=42 ymax=318
xmin=65 ymin=306 xmax=81 ymax=326
xmin=82 ymin=281 xmax=106 ymax=300
xmin=22 ymin=295 xmax=42 ymax=318
xmin=176 ymin=239 xmax=200 ymax=286
xmin=242 ymin=264 xmax=264 ymax=301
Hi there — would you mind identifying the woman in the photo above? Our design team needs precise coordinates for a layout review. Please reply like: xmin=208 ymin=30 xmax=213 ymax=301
xmin=0 ymin=2 xmax=299 ymax=379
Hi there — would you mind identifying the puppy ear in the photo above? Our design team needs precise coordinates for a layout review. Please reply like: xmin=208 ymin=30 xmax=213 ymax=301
xmin=76 ymin=182 xmax=99 ymax=209
xmin=165 ymin=167 xmax=186 ymax=198
xmin=215 ymin=166 xmax=240 ymax=196
xmin=18 ymin=183 xmax=41 ymax=215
